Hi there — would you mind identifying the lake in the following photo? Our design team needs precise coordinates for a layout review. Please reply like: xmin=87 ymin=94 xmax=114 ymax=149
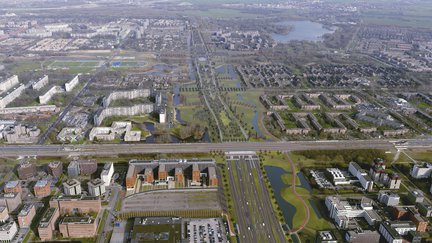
xmin=272 ymin=20 xmax=335 ymax=43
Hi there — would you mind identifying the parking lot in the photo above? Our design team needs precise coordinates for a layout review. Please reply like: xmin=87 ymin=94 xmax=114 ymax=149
xmin=122 ymin=190 xmax=221 ymax=212
xmin=186 ymin=218 xmax=227 ymax=243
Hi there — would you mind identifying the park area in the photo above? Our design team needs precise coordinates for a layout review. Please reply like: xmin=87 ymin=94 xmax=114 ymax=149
xmin=45 ymin=59 xmax=102 ymax=73
xmin=259 ymin=149 xmax=391 ymax=242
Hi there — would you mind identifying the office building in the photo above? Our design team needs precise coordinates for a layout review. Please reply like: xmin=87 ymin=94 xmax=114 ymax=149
xmin=379 ymin=221 xmax=416 ymax=243
xmin=18 ymin=204 xmax=36 ymax=228
xmin=3 ymin=181 xmax=21 ymax=194
xmin=349 ymin=162 xmax=374 ymax=191
xmin=67 ymin=159 xmax=97 ymax=177
xmin=34 ymin=180 xmax=51 ymax=198
xmin=0 ymin=207 xmax=8 ymax=222
xmin=49 ymin=195 xmax=101 ymax=214
xmin=143 ymin=168 xmax=154 ymax=184
xmin=158 ymin=164 xmax=167 ymax=181
xmin=63 ymin=179 xmax=81 ymax=196
xmin=325 ymin=196 xmax=381 ymax=229
xmin=192 ymin=163 xmax=200 ymax=182
xmin=386 ymin=173 xmax=401 ymax=190
xmin=59 ymin=216 xmax=97 ymax=238
xmin=0 ymin=221 xmax=18 ymax=242
xmin=369 ymin=158 xmax=386 ymax=182
xmin=345 ymin=230 xmax=381 ymax=243
xmin=407 ymin=189 xmax=425 ymax=204
xmin=67 ymin=161 xmax=80 ymax=178
xmin=125 ymin=159 xmax=216 ymax=190
xmin=409 ymin=211 xmax=428 ymax=232
xmin=38 ymin=208 xmax=59 ymax=241
xmin=175 ymin=167 xmax=184 ymax=186
xmin=100 ymin=162 xmax=114 ymax=186
xmin=316 ymin=231 xmax=337 ymax=243
xmin=417 ymin=200 xmax=432 ymax=217
xmin=17 ymin=161 xmax=37 ymax=180
xmin=48 ymin=161 xmax=63 ymax=178
xmin=410 ymin=163 xmax=432 ymax=179
xmin=208 ymin=167 xmax=218 ymax=187
xmin=378 ymin=191 xmax=400 ymax=206
xmin=88 ymin=178 xmax=106 ymax=197
xmin=77 ymin=159 xmax=97 ymax=176
xmin=0 ymin=193 xmax=22 ymax=212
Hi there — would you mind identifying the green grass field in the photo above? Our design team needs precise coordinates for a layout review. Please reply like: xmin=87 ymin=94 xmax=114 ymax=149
xmin=184 ymin=8 xmax=261 ymax=19
xmin=261 ymin=152 xmax=333 ymax=241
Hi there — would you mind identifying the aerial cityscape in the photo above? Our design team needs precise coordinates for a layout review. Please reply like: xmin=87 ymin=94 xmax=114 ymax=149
xmin=0 ymin=0 xmax=431 ymax=242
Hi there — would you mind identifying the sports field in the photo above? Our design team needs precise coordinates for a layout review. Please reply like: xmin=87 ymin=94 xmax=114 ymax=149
xmin=111 ymin=61 xmax=147 ymax=68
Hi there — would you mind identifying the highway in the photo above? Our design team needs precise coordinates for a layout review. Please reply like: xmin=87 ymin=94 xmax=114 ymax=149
xmin=0 ymin=139 xmax=430 ymax=157
xmin=226 ymin=153 xmax=286 ymax=243
xmin=0 ymin=139 xmax=398 ymax=157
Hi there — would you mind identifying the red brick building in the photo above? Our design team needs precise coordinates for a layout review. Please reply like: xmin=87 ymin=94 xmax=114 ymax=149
xmin=208 ymin=167 xmax=218 ymax=187
xmin=59 ymin=216 xmax=97 ymax=238
xmin=18 ymin=204 xmax=36 ymax=228
xmin=34 ymin=180 xmax=51 ymax=198
xmin=38 ymin=208 xmax=59 ymax=241
xmin=4 ymin=181 xmax=21 ymax=194
xmin=49 ymin=195 xmax=101 ymax=214
xmin=158 ymin=164 xmax=167 ymax=181
xmin=192 ymin=163 xmax=200 ymax=182
xmin=76 ymin=159 xmax=97 ymax=175
xmin=175 ymin=167 xmax=184 ymax=186
xmin=48 ymin=161 xmax=63 ymax=178
xmin=17 ymin=161 xmax=37 ymax=180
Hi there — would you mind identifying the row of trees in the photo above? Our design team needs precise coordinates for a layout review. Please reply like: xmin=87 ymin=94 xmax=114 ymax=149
xmin=117 ymin=210 xmax=222 ymax=220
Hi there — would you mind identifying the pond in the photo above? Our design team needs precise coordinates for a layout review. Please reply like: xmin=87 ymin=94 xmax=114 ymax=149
xmin=235 ymin=94 xmax=263 ymax=137
xmin=143 ymin=122 xmax=211 ymax=143
xmin=215 ymin=65 xmax=242 ymax=87
xmin=173 ymin=85 xmax=181 ymax=106
xmin=143 ymin=122 xmax=180 ymax=143
xmin=264 ymin=166 xmax=296 ymax=229
xmin=298 ymin=171 xmax=312 ymax=192
xmin=271 ymin=20 xmax=336 ymax=43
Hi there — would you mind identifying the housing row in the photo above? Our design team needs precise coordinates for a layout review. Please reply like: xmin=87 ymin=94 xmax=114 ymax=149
xmin=261 ymin=93 xmax=361 ymax=111
xmin=93 ymin=89 xmax=166 ymax=126
xmin=0 ymin=74 xmax=79 ymax=112
xmin=270 ymin=110 xmax=410 ymax=137
xmin=0 ymin=120 xmax=40 ymax=143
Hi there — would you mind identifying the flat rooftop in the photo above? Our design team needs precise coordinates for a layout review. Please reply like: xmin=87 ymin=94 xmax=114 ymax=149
xmin=18 ymin=204 xmax=34 ymax=217
xmin=129 ymin=158 xmax=215 ymax=165
xmin=53 ymin=194 xmax=99 ymax=201
xmin=35 ymin=180 xmax=49 ymax=187
xmin=88 ymin=178 xmax=104 ymax=187
xmin=5 ymin=180 xmax=19 ymax=188
xmin=63 ymin=179 xmax=80 ymax=187
xmin=61 ymin=216 xmax=94 ymax=224
xmin=0 ymin=221 xmax=15 ymax=231
xmin=0 ymin=193 xmax=19 ymax=199
xmin=39 ymin=208 xmax=57 ymax=228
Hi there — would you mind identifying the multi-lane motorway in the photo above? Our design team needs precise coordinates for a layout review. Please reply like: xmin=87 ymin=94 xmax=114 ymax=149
xmin=0 ymin=139 xmax=430 ymax=157
xmin=226 ymin=152 xmax=286 ymax=243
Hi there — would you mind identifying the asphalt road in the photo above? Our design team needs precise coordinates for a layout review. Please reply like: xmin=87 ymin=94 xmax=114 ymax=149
xmin=0 ymin=139 xmax=405 ymax=157
xmin=227 ymin=153 xmax=286 ymax=243
xmin=97 ymin=184 xmax=120 ymax=243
